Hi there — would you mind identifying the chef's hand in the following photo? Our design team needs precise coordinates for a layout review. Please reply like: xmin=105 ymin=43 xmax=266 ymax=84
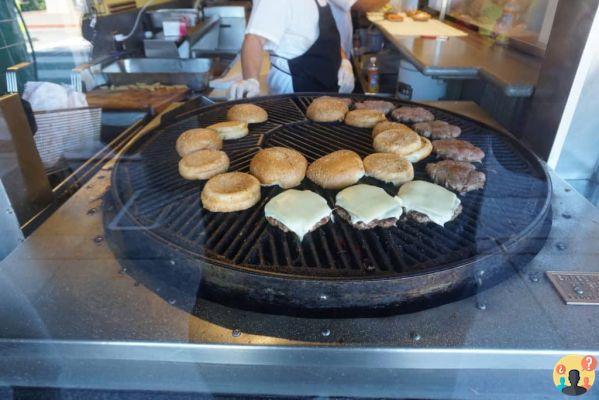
xmin=228 ymin=78 xmax=260 ymax=100
xmin=338 ymin=59 xmax=355 ymax=94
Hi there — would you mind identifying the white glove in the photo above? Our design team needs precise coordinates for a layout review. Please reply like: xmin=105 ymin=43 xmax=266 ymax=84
xmin=228 ymin=78 xmax=260 ymax=100
xmin=338 ymin=59 xmax=355 ymax=94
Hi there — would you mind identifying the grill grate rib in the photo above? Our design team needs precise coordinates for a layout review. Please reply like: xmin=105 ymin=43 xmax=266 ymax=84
xmin=108 ymin=94 xmax=550 ymax=280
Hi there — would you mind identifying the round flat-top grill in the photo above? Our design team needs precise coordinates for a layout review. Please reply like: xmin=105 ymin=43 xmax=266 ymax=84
xmin=105 ymin=94 xmax=552 ymax=314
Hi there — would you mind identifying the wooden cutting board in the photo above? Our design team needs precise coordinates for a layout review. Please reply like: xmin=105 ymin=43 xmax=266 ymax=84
xmin=86 ymin=87 xmax=189 ymax=114
xmin=371 ymin=18 xmax=467 ymax=37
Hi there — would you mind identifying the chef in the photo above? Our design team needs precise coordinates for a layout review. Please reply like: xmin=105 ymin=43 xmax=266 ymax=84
xmin=229 ymin=0 xmax=355 ymax=100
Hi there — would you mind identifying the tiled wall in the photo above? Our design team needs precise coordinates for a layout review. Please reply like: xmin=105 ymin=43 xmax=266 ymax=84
xmin=0 ymin=1 xmax=33 ymax=93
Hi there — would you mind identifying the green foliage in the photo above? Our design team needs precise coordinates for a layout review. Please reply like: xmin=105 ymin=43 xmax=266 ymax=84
xmin=18 ymin=0 xmax=47 ymax=12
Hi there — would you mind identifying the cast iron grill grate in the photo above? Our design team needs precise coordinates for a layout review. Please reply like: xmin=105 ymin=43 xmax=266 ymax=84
xmin=108 ymin=95 xmax=550 ymax=281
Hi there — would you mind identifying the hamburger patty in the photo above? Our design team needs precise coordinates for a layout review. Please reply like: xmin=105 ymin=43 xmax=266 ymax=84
xmin=391 ymin=106 xmax=434 ymax=123
xmin=432 ymin=139 xmax=485 ymax=162
xmin=354 ymin=100 xmax=395 ymax=114
xmin=336 ymin=207 xmax=398 ymax=230
xmin=413 ymin=120 xmax=461 ymax=139
xmin=405 ymin=204 xmax=463 ymax=224
xmin=266 ymin=216 xmax=330 ymax=234
xmin=426 ymin=160 xmax=486 ymax=193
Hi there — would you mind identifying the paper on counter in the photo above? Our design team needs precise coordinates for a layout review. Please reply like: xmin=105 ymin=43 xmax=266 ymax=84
xmin=371 ymin=18 xmax=467 ymax=37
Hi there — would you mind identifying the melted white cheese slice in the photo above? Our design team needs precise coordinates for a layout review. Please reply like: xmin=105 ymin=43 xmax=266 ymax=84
xmin=264 ymin=189 xmax=332 ymax=241
xmin=397 ymin=180 xmax=461 ymax=226
xmin=335 ymin=184 xmax=403 ymax=224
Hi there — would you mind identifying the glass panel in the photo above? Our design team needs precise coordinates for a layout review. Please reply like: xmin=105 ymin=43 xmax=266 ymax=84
xmin=0 ymin=1 xmax=597 ymax=398
xmin=442 ymin=0 xmax=558 ymax=46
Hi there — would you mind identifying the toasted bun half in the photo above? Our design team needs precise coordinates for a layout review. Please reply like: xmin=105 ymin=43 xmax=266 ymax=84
xmin=179 ymin=150 xmax=229 ymax=180
xmin=405 ymin=137 xmax=433 ymax=163
xmin=372 ymin=128 xmax=421 ymax=156
xmin=250 ymin=147 xmax=308 ymax=188
xmin=344 ymin=109 xmax=386 ymax=128
xmin=372 ymin=121 xmax=412 ymax=138
xmin=314 ymin=96 xmax=353 ymax=106
xmin=227 ymin=104 xmax=268 ymax=124
xmin=176 ymin=128 xmax=222 ymax=157
xmin=385 ymin=12 xmax=404 ymax=21
xmin=364 ymin=153 xmax=414 ymax=185
xmin=207 ymin=121 xmax=249 ymax=140
xmin=412 ymin=11 xmax=431 ymax=21
xmin=306 ymin=150 xmax=365 ymax=189
xmin=201 ymin=172 xmax=261 ymax=212
xmin=306 ymin=98 xmax=349 ymax=122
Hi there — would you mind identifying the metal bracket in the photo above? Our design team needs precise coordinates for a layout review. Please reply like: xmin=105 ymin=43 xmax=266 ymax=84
xmin=5 ymin=62 xmax=31 ymax=94
xmin=71 ymin=63 xmax=91 ymax=92
xmin=547 ymin=271 xmax=599 ymax=305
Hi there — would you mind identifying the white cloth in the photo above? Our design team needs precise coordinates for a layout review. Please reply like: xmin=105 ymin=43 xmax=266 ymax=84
xmin=329 ymin=0 xmax=357 ymax=56
xmin=23 ymin=81 xmax=87 ymax=111
xmin=337 ymin=58 xmax=354 ymax=93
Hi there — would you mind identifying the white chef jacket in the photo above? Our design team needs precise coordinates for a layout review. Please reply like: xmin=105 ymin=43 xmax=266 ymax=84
xmin=245 ymin=0 xmax=353 ymax=94
xmin=329 ymin=0 xmax=357 ymax=57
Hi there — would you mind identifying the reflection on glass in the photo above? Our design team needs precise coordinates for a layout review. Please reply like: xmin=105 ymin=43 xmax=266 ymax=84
xmin=439 ymin=0 xmax=557 ymax=46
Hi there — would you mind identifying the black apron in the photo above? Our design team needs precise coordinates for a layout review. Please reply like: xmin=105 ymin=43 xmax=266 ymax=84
xmin=273 ymin=0 xmax=341 ymax=92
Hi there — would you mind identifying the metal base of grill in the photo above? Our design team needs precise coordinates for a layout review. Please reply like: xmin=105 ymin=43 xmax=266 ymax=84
xmin=104 ymin=94 xmax=552 ymax=314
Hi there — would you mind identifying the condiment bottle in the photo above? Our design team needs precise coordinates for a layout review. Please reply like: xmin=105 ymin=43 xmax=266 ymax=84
xmin=366 ymin=56 xmax=380 ymax=94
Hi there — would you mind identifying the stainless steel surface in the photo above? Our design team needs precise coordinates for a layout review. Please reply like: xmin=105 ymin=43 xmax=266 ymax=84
xmin=203 ymin=5 xmax=246 ymax=18
xmin=144 ymin=16 xmax=222 ymax=59
xmin=567 ymin=178 xmax=599 ymax=207
xmin=0 ymin=183 xmax=24 ymax=259
xmin=216 ymin=15 xmax=245 ymax=51
xmin=71 ymin=54 xmax=121 ymax=92
xmin=147 ymin=9 xmax=199 ymax=31
xmin=420 ymin=100 xmax=509 ymax=133
xmin=143 ymin=37 xmax=180 ymax=58
xmin=375 ymin=23 xmax=541 ymax=97
xmin=102 ymin=58 xmax=213 ymax=90
xmin=0 ymin=102 xmax=597 ymax=397
xmin=0 ymin=95 xmax=52 ymax=259
xmin=187 ymin=15 xmax=221 ymax=54
xmin=547 ymin=272 xmax=599 ymax=305
xmin=203 ymin=6 xmax=246 ymax=51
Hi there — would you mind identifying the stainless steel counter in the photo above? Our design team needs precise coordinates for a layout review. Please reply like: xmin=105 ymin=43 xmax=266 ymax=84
xmin=373 ymin=21 xmax=542 ymax=97
xmin=0 ymin=102 xmax=597 ymax=398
